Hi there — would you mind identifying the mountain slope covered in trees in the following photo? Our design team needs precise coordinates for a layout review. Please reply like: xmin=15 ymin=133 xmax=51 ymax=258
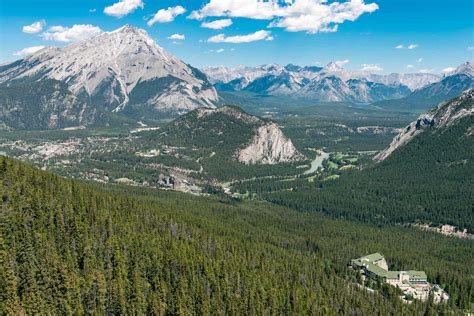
xmin=265 ymin=90 xmax=473 ymax=229
xmin=1 ymin=157 xmax=472 ymax=313
xmin=143 ymin=105 xmax=306 ymax=180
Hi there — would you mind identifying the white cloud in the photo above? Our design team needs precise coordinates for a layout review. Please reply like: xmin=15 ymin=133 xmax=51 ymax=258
xmin=13 ymin=45 xmax=46 ymax=57
xmin=396 ymin=43 xmax=418 ymax=50
xmin=104 ymin=0 xmax=144 ymax=18
xmin=168 ymin=34 xmax=185 ymax=40
xmin=467 ymin=46 xmax=474 ymax=51
xmin=209 ymin=48 xmax=226 ymax=53
xmin=190 ymin=0 xmax=379 ymax=34
xmin=22 ymin=21 xmax=46 ymax=34
xmin=360 ymin=63 xmax=383 ymax=72
xmin=208 ymin=30 xmax=273 ymax=43
xmin=335 ymin=59 xmax=350 ymax=67
xmin=201 ymin=19 xmax=233 ymax=30
xmin=189 ymin=0 xmax=280 ymax=20
xmin=148 ymin=6 xmax=186 ymax=26
xmin=89 ymin=8 xmax=97 ymax=13
xmin=406 ymin=64 xmax=414 ymax=69
xmin=41 ymin=24 xmax=102 ymax=42
xmin=442 ymin=67 xmax=456 ymax=74
xmin=417 ymin=57 xmax=423 ymax=63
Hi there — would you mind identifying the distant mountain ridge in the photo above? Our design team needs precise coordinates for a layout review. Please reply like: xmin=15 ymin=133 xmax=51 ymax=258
xmin=0 ymin=25 xmax=218 ymax=130
xmin=203 ymin=62 xmax=441 ymax=103
xmin=374 ymin=61 xmax=474 ymax=112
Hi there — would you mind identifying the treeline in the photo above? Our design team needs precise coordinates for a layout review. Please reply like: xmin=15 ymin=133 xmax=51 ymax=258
xmin=0 ymin=157 xmax=472 ymax=313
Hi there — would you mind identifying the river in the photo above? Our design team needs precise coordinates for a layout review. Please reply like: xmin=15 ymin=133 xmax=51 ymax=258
xmin=304 ymin=150 xmax=329 ymax=175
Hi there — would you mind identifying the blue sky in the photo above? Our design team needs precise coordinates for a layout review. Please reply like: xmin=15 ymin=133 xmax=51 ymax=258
xmin=0 ymin=0 xmax=472 ymax=73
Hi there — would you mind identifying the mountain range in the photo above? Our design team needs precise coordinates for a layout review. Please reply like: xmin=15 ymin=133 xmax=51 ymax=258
xmin=0 ymin=25 xmax=218 ymax=130
xmin=0 ymin=24 xmax=472 ymax=131
xmin=203 ymin=62 xmax=441 ymax=103
xmin=203 ymin=62 xmax=473 ymax=107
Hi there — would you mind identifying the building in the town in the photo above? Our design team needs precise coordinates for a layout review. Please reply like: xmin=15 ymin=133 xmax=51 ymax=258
xmin=441 ymin=224 xmax=456 ymax=234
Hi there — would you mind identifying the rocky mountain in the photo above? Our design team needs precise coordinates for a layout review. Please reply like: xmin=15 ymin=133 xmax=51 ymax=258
xmin=366 ymin=73 xmax=441 ymax=91
xmin=237 ymin=123 xmax=304 ymax=164
xmin=203 ymin=62 xmax=437 ymax=103
xmin=0 ymin=25 xmax=218 ymax=130
xmin=244 ymin=72 xmax=308 ymax=95
xmin=375 ymin=88 xmax=474 ymax=161
xmin=157 ymin=105 xmax=304 ymax=165
xmin=0 ymin=79 xmax=91 ymax=130
xmin=374 ymin=61 xmax=473 ymax=112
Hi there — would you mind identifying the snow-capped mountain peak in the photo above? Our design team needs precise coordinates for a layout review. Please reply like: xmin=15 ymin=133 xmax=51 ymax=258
xmin=445 ymin=61 xmax=474 ymax=77
xmin=0 ymin=25 xmax=218 ymax=129
xmin=323 ymin=62 xmax=344 ymax=73
xmin=202 ymin=59 xmax=456 ymax=104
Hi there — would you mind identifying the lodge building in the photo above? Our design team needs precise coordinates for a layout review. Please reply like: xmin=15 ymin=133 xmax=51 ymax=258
xmin=351 ymin=253 xmax=448 ymax=303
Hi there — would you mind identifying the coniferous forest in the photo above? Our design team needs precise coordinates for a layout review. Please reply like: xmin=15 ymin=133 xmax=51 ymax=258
xmin=0 ymin=1 xmax=473 ymax=313
xmin=1 ymin=156 xmax=473 ymax=314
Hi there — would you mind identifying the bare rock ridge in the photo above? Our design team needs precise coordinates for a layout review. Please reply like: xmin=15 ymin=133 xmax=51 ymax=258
xmin=0 ymin=25 xmax=218 ymax=129
xmin=237 ymin=122 xmax=304 ymax=165
xmin=375 ymin=88 xmax=474 ymax=161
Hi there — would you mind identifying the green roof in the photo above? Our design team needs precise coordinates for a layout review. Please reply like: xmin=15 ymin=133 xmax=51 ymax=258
xmin=366 ymin=263 xmax=387 ymax=277
xmin=407 ymin=271 xmax=427 ymax=279
xmin=361 ymin=253 xmax=385 ymax=262
xmin=385 ymin=271 xmax=400 ymax=279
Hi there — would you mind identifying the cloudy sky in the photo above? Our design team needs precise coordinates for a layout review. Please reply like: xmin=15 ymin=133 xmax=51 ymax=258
xmin=0 ymin=0 xmax=472 ymax=73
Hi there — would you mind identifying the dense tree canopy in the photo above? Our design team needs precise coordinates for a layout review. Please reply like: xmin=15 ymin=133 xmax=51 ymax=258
xmin=1 ymin=157 xmax=472 ymax=314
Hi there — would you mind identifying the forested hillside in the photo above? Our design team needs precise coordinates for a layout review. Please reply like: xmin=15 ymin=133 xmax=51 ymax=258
xmin=1 ymin=157 xmax=473 ymax=313
xmin=264 ymin=93 xmax=473 ymax=230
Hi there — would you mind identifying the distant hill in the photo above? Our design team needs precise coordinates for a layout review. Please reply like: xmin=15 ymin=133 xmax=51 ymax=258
xmin=137 ymin=105 xmax=306 ymax=181
xmin=155 ymin=105 xmax=304 ymax=165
